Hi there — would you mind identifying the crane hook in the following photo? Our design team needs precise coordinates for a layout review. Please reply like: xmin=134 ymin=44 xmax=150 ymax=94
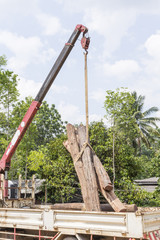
xmin=81 ymin=31 xmax=90 ymax=52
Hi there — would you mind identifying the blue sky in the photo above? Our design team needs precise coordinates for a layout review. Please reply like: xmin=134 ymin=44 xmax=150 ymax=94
xmin=1 ymin=0 xmax=160 ymax=124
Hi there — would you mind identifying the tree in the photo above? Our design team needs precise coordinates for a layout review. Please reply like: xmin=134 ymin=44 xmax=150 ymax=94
xmin=0 ymin=55 xmax=7 ymax=69
xmin=89 ymin=121 xmax=113 ymax=178
xmin=9 ymin=97 xmax=38 ymax=179
xmin=8 ymin=97 xmax=66 ymax=179
xmin=88 ymin=120 xmax=158 ymax=206
xmin=28 ymin=135 xmax=77 ymax=203
xmin=0 ymin=55 xmax=19 ymax=166
xmin=0 ymin=57 xmax=19 ymax=140
xmin=132 ymin=91 xmax=160 ymax=150
xmin=104 ymin=88 xmax=139 ymax=183
xmin=35 ymin=101 xmax=65 ymax=146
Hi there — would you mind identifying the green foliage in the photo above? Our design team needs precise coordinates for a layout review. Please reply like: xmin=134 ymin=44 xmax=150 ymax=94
xmin=104 ymin=88 xmax=136 ymax=129
xmin=90 ymin=120 xmax=141 ymax=182
xmin=0 ymin=58 xmax=19 ymax=147
xmin=9 ymin=97 xmax=38 ymax=178
xmin=0 ymin=55 xmax=7 ymax=69
xmin=28 ymin=135 xmax=77 ymax=203
xmin=8 ymin=97 xmax=65 ymax=179
xmin=132 ymin=91 xmax=160 ymax=149
xmin=35 ymin=101 xmax=65 ymax=146
xmin=102 ymin=88 xmax=160 ymax=205
xmin=115 ymin=177 xmax=155 ymax=206
xmin=150 ymin=149 xmax=160 ymax=177
xmin=89 ymin=121 xmax=112 ymax=172
xmin=0 ymin=70 xmax=19 ymax=109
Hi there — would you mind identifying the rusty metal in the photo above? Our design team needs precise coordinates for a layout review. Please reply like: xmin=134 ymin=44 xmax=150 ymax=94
xmin=0 ymin=230 xmax=60 ymax=239
xmin=14 ymin=228 xmax=16 ymax=240
xmin=81 ymin=37 xmax=90 ymax=51
xmin=39 ymin=229 xmax=41 ymax=240
xmin=0 ymin=175 xmax=36 ymax=208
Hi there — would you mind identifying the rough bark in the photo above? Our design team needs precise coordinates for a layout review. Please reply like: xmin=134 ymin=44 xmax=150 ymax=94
xmin=51 ymin=203 xmax=137 ymax=212
xmin=77 ymin=125 xmax=126 ymax=212
xmin=93 ymin=154 xmax=113 ymax=191
xmin=65 ymin=124 xmax=130 ymax=212
xmin=66 ymin=124 xmax=100 ymax=211
xmin=77 ymin=125 xmax=101 ymax=211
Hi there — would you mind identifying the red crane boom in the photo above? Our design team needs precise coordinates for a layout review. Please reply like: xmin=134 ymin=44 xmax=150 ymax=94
xmin=0 ymin=24 xmax=90 ymax=174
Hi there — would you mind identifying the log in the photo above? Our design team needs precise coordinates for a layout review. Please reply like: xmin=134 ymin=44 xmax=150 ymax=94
xmin=52 ymin=203 xmax=84 ymax=210
xmin=77 ymin=125 xmax=101 ymax=211
xmin=93 ymin=154 xmax=113 ymax=191
xmin=77 ymin=125 xmax=126 ymax=212
xmin=66 ymin=124 xmax=100 ymax=212
xmin=65 ymin=124 xmax=127 ymax=212
xmin=93 ymin=154 xmax=126 ymax=211
xmin=99 ymin=183 xmax=126 ymax=212
xmin=63 ymin=139 xmax=71 ymax=153
xmin=101 ymin=203 xmax=138 ymax=212
xmin=51 ymin=203 xmax=137 ymax=212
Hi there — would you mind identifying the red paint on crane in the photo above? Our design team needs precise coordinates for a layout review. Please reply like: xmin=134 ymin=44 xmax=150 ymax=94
xmin=0 ymin=101 xmax=41 ymax=172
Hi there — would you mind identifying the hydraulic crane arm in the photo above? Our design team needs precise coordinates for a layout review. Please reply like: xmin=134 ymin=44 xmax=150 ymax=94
xmin=0 ymin=24 xmax=90 ymax=173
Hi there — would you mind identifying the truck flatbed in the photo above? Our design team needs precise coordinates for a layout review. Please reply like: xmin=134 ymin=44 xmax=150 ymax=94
xmin=0 ymin=207 xmax=159 ymax=239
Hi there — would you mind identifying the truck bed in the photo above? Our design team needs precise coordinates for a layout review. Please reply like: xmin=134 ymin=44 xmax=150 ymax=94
xmin=0 ymin=207 xmax=159 ymax=239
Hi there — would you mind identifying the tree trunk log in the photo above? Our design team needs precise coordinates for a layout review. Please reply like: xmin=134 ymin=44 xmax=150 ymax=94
xmin=65 ymin=124 xmax=128 ymax=212
xmin=66 ymin=124 xmax=101 ymax=211
xmin=99 ymin=184 xmax=126 ymax=212
xmin=77 ymin=125 xmax=101 ymax=211
xmin=77 ymin=125 xmax=126 ymax=212
xmin=51 ymin=203 xmax=137 ymax=212
xmin=92 ymin=153 xmax=126 ymax=212
xmin=93 ymin=154 xmax=113 ymax=191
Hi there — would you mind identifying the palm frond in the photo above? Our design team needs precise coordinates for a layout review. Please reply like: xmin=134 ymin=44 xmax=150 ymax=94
xmin=138 ymin=127 xmax=150 ymax=147
xmin=143 ymin=107 xmax=159 ymax=117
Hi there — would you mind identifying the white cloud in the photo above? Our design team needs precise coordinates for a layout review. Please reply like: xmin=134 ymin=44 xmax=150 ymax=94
xmin=51 ymin=85 xmax=68 ymax=95
xmin=0 ymin=31 xmax=42 ymax=56
xmin=58 ymin=101 xmax=105 ymax=124
xmin=89 ymin=114 xmax=106 ymax=123
xmin=145 ymin=31 xmax=160 ymax=59
xmin=18 ymin=77 xmax=42 ymax=100
xmin=59 ymin=0 xmax=160 ymax=57
xmin=58 ymin=101 xmax=85 ymax=124
xmin=18 ymin=78 xmax=68 ymax=102
xmin=58 ymin=102 xmax=106 ymax=125
xmin=102 ymin=59 xmax=141 ymax=79
xmin=0 ymin=0 xmax=38 ymax=18
xmin=142 ymin=31 xmax=160 ymax=78
xmin=84 ymin=7 xmax=137 ymax=56
xmin=0 ymin=30 xmax=56 ymax=74
xmin=90 ymin=89 xmax=106 ymax=103
xmin=36 ymin=13 xmax=61 ymax=36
